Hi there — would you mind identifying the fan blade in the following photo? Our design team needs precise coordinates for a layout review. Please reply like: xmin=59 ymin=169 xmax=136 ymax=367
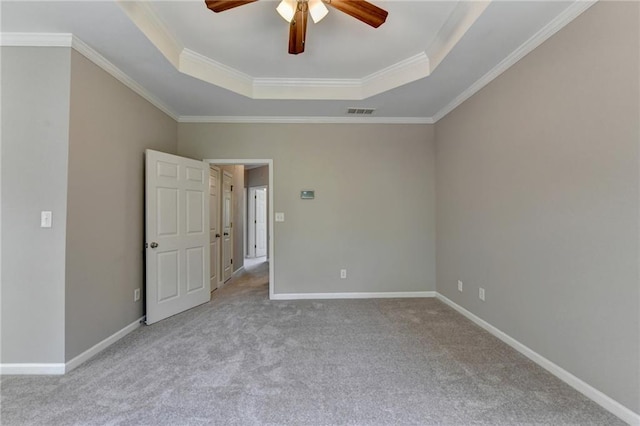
xmin=205 ymin=0 xmax=256 ymax=13
xmin=288 ymin=5 xmax=308 ymax=54
xmin=326 ymin=0 xmax=388 ymax=28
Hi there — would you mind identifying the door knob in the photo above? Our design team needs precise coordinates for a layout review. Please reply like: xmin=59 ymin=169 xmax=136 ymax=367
xmin=215 ymin=234 xmax=221 ymax=238
xmin=150 ymin=242 xmax=159 ymax=248
xmin=223 ymin=232 xmax=229 ymax=236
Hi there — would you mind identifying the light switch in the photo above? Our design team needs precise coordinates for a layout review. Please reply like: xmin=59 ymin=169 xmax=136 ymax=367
xmin=275 ymin=212 xmax=285 ymax=222
xmin=41 ymin=211 xmax=52 ymax=228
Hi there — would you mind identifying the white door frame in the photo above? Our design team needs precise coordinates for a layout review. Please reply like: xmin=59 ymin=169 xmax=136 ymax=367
xmin=205 ymin=159 xmax=275 ymax=299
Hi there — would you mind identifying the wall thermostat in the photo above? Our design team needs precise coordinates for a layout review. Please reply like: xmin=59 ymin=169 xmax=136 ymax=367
xmin=300 ymin=190 xmax=315 ymax=199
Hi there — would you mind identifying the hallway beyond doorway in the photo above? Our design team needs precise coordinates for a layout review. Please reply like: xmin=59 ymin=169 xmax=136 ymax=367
xmin=244 ymin=256 xmax=267 ymax=270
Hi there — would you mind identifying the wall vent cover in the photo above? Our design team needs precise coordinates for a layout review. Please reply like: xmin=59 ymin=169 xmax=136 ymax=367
xmin=347 ymin=108 xmax=376 ymax=115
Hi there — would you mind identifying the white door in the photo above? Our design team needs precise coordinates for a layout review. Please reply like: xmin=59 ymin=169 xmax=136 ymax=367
xmin=222 ymin=171 xmax=233 ymax=282
xmin=209 ymin=166 xmax=220 ymax=291
xmin=255 ymin=188 xmax=267 ymax=257
xmin=247 ymin=188 xmax=256 ymax=258
xmin=247 ymin=186 xmax=267 ymax=258
xmin=145 ymin=149 xmax=210 ymax=325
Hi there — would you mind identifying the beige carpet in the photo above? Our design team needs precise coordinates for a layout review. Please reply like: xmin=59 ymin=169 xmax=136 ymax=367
xmin=0 ymin=260 xmax=622 ymax=425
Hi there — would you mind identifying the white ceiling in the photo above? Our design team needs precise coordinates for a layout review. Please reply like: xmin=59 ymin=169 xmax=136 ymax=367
xmin=1 ymin=0 xmax=592 ymax=121
xmin=152 ymin=1 xmax=458 ymax=78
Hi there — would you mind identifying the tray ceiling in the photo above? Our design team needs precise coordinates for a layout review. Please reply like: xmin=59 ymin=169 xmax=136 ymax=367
xmin=1 ymin=1 xmax=593 ymax=121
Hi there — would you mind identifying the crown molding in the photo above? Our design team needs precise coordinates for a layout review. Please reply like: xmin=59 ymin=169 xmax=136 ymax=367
xmin=180 ymin=48 xmax=254 ymax=98
xmin=178 ymin=48 xmax=431 ymax=101
xmin=436 ymin=293 xmax=640 ymax=425
xmin=361 ymin=52 xmax=431 ymax=99
xmin=426 ymin=1 xmax=491 ymax=72
xmin=0 ymin=32 xmax=179 ymax=121
xmin=115 ymin=1 xmax=487 ymax=101
xmin=431 ymin=0 xmax=597 ymax=123
xmin=0 ymin=32 xmax=73 ymax=46
xmin=179 ymin=116 xmax=435 ymax=124
xmin=116 ymin=0 xmax=182 ymax=68
xmin=252 ymin=76 xmax=363 ymax=100
xmin=70 ymin=36 xmax=178 ymax=120
xmin=1 ymin=0 xmax=595 ymax=126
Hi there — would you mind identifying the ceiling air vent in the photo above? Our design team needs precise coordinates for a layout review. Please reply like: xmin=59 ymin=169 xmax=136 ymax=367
xmin=347 ymin=107 xmax=376 ymax=115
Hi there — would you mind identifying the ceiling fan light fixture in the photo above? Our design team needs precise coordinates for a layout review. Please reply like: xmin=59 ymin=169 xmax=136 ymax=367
xmin=276 ymin=0 xmax=297 ymax=22
xmin=207 ymin=0 xmax=388 ymax=55
xmin=308 ymin=0 xmax=328 ymax=23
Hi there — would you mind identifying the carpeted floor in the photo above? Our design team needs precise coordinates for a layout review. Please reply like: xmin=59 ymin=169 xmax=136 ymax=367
xmin=0 ymin=260 xmax=623 ymax=425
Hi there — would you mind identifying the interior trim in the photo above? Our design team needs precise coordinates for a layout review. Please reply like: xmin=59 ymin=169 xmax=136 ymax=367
xmin=115 ymin=1 xmax=487 ymax=101
xmin=435 ymin=293 xmax=640 ymax=425
xmin=70 ymin=36 xmax=178 ymax=120
xmin=231 ymin=266 xmax=246 ymax=277
xmin=431 ymin=0 xmax=597 ymax=122
xmin=204 ymin=159 xmax=276 ymax=300
xmin=271 ymin=291 xmax=436 ymax=300
xmin=0 ymin=363 xmax=66 ymax=375
xmin=0 ymin=0 xmax=597 ymax=125
xmin=179 ymin=116 xmax=434 ymax=124
xmin=3 ymin=287 xmax=637 ymax=425
xmin=0 ymin=317 xmax=144 ymax=375
xmin=65 ymin=317 xmax=145 ymax=373
xmin=0 ymin=32 xmax=179 ymax=121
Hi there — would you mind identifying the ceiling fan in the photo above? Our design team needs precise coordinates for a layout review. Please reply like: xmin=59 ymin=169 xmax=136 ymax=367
xmin=205 ymin=0 xmax=389 ymax=55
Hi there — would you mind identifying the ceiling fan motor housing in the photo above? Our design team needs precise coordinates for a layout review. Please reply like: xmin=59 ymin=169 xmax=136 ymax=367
xmin=205 ymin=0 xmax=388 ymax=55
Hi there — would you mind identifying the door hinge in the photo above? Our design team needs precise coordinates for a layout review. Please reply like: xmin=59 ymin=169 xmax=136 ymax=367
xmin=255 ymin=244 xmax=257 ymax=248
xmin=254 ymin=220 xmax=257 ymax=224
xmin=231 ymin=258 xmax=233 ymax=265
xmin=231 ymin=185 xmax=234 ymax=191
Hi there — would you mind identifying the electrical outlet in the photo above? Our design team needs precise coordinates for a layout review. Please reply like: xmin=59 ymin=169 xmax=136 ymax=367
xmin=134 ymin=288 xmax=141 ymax=302
xmin=479 ymin=288 xmax=485 ymax=301
xmin=457 ymin=280 xmax=463 ymax=292
xmin=340 ymin=269 xmax=347 ymax=279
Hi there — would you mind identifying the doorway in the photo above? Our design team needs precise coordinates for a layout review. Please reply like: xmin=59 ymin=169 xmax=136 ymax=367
xmin=205 ymin=159 xmax=275 ymax=299
xmin=209 ymin=165 xmax=220 ymax=292
xmin=221 ymin=170 xmax=233 ymax=283
xmin=247 ymin=186 xmax=268 ymax=259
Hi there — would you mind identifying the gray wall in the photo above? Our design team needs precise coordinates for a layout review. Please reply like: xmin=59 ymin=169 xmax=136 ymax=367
xmin=178 ymin=124 xmax=436 ymax=294
xmin=1 ymin=46 xmax=178 ymax=365
xmin=246 ymin=166 xmax=269 ymax=188
xmin=65 ymin=51 xmax=178 ymax=361
xmin=1 ymin=47 xmax=71 ymax=363
xmin=435 ymin=1 xmax=639 ymax=413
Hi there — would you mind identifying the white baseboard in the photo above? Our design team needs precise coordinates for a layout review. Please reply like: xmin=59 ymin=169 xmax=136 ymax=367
xmin=216 ymin=267 xmax=246 ymax=290
xmin=1 ymin=317 xmax=145 ymax=375
xmin=65 ymin=316 xmax=145 ymax=373
xmin=435 ymin=293 xmax=640 ymax=425
xmin=0 ymin=363 xmax=65 ymax=375
xmin=271 ymin=291 xmax=436 ymax=300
